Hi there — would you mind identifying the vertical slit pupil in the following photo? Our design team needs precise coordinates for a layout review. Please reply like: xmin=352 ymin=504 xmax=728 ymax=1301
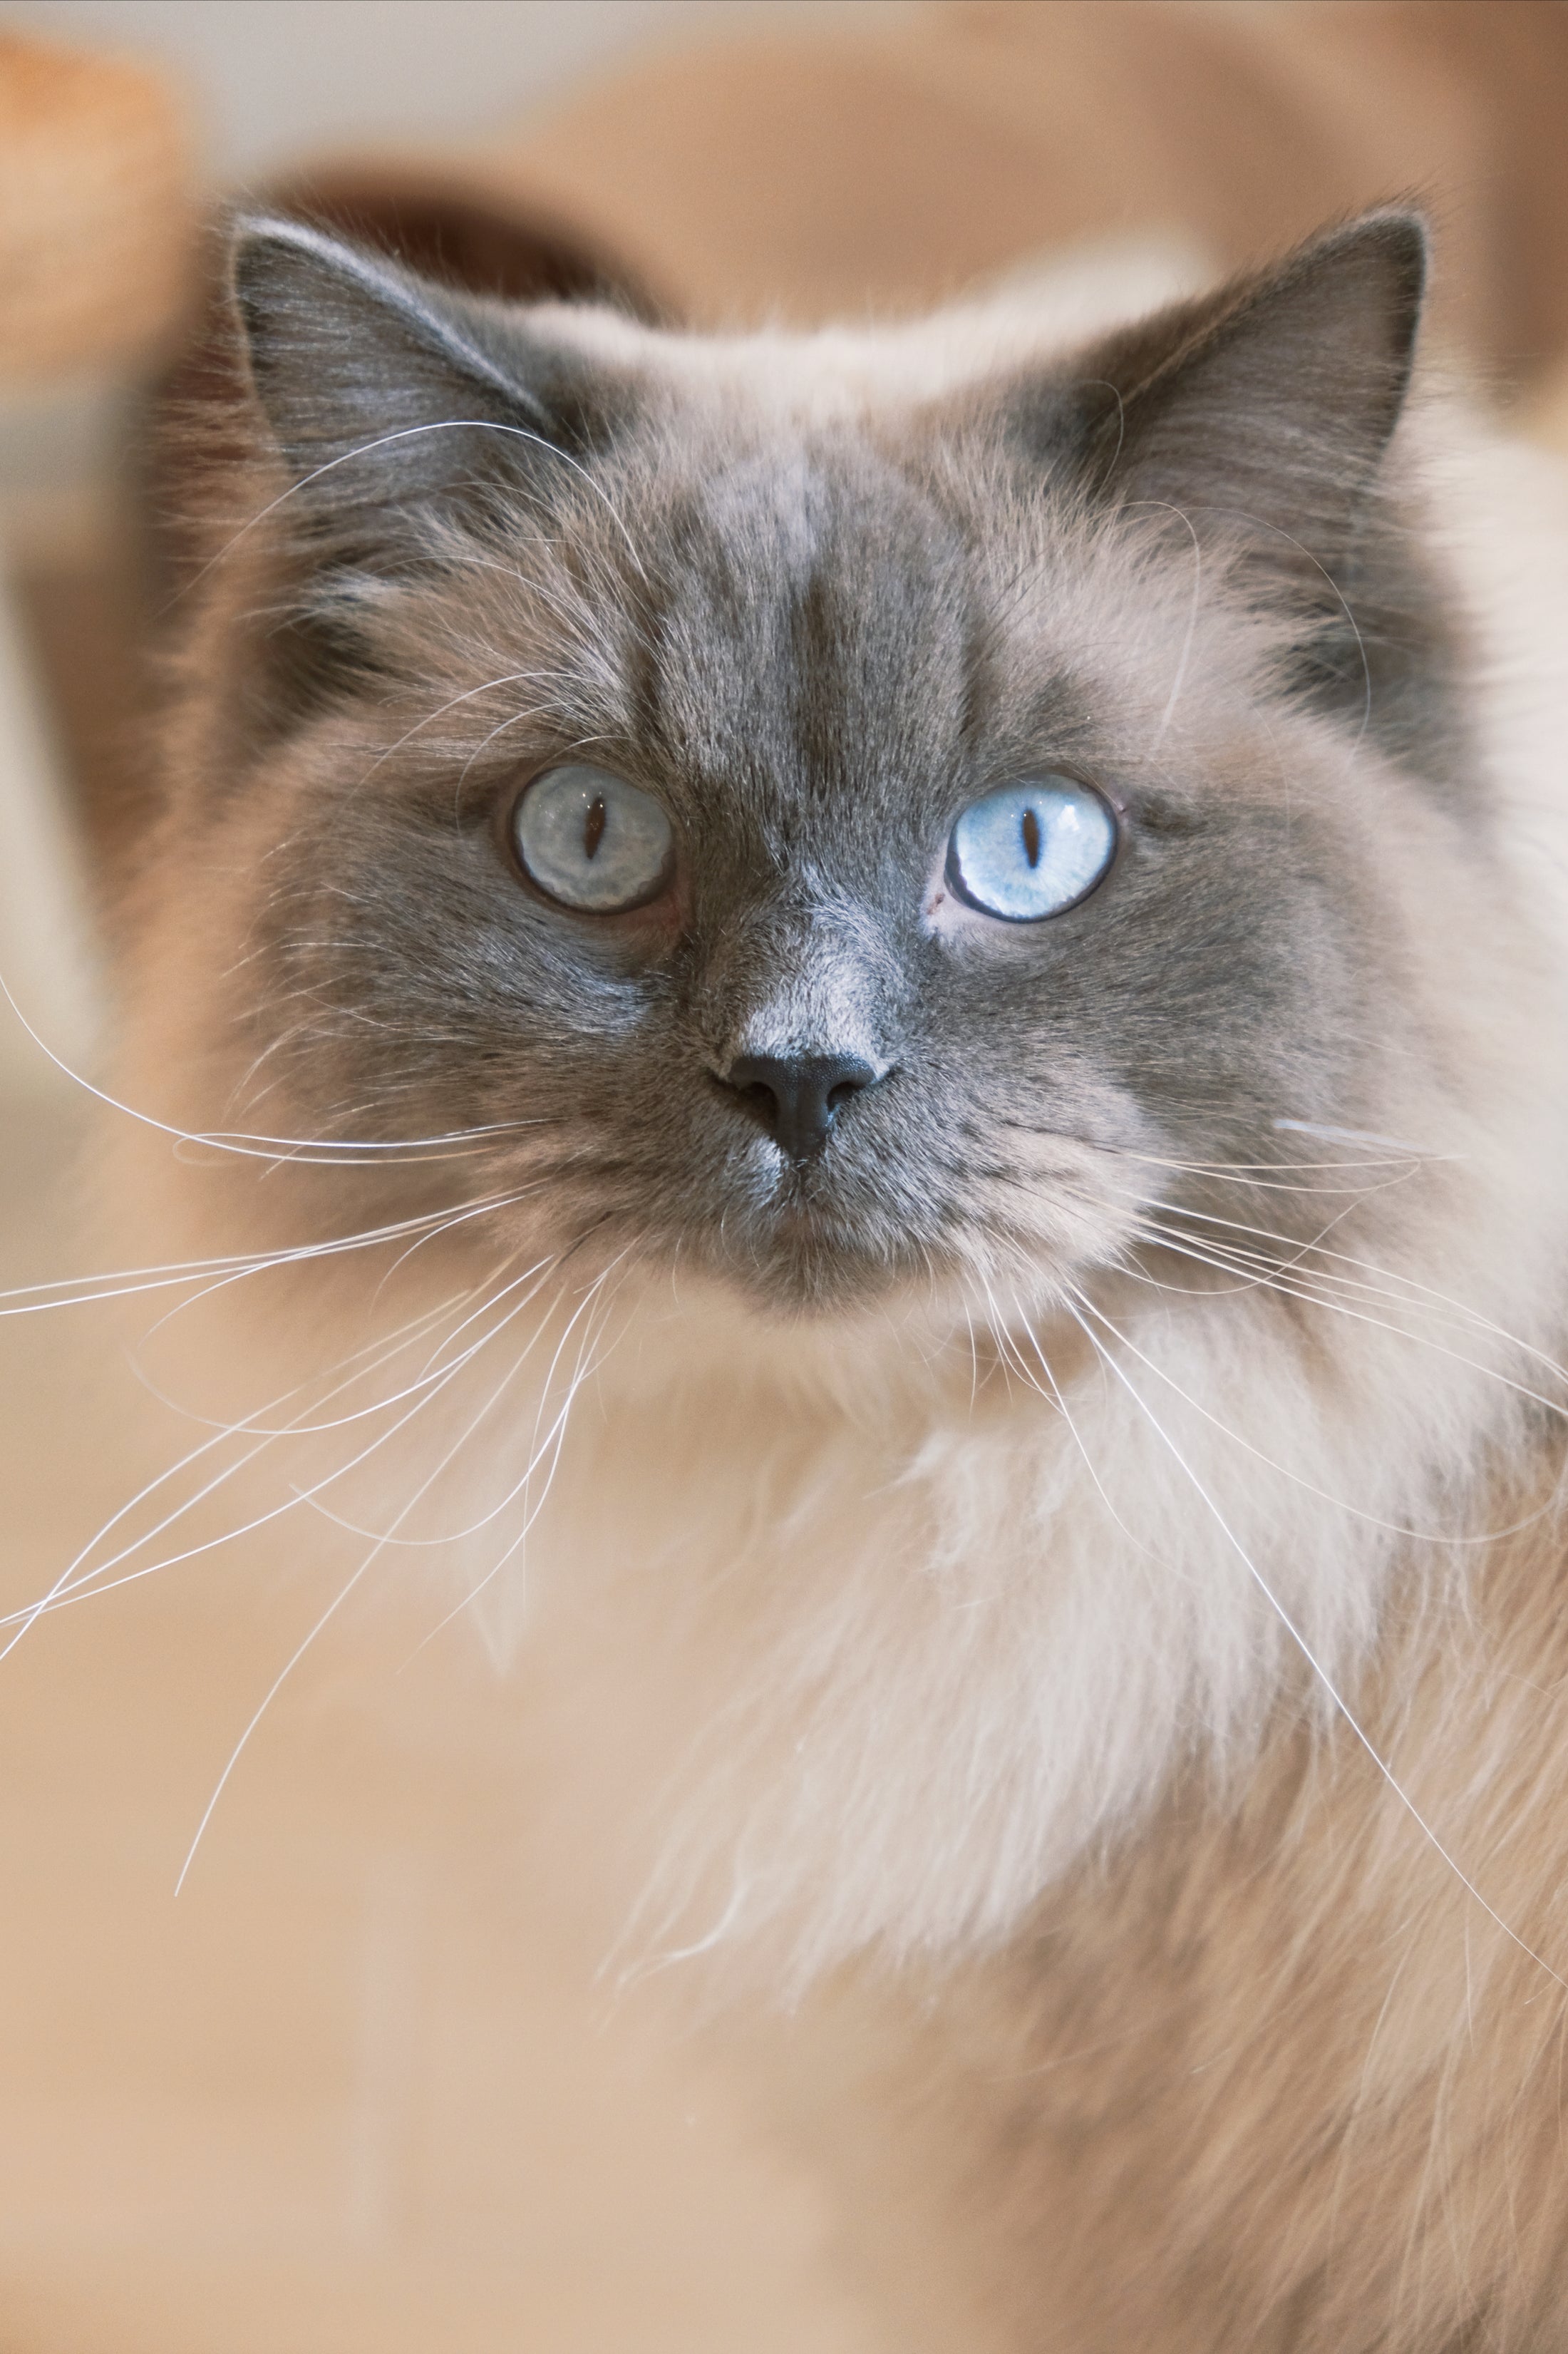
xmin=1021 ymin=806 xmax=1042 ymax=868
xmin=583 ymin=796 xmax=607 ymax=861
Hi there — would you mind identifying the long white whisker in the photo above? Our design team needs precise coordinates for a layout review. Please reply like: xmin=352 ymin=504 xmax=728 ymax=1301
xmin=411 ymin=1265 xmax=626 ymax=1645
xmin=133 ymin=1193 xmax=537 ymax=1360
xmin=173 ymin=1553 xmax=368 ymax=1896
xmin=363 ymin=1192 xmax=540 ymax=1307
xmin=1010 ymin=1311 xmax=1170 ymax=1564
xmin=1061 ymin=1284 xmax=1567 ymax=1993
xmin=0 ymin=1280 xmax=478 ymax=1648
xmin=140 ymin=1250 xmax=552 ymax=1448
xmin=295 ymin=1281 xmax=565 ymax=1539
xmin=13 ymin=1276 xmax=523 ymax=1635
xmin=172 ymin=1267 xmax=599 ymax=1895
xmin=174 ymin=416 xmax=651 ymax=607
xmin=1 ymin=1247 xmax=553 ymax=1639
xmin=0 ymin=1193 xmax=524 ymax=1320
xmin=1078 ymin=1265 xmax=1557 ymax=1550
xmin=306 ymin=1253 xmax=626 ymax=1548
xmin=1133 ymin=1190 xmax=1568 ymax=1397
xmin=1131 ymin=1220 xmax=1568 ymax=1428
xmin=1130 ymin=1221 xmax=1532 ymax=1377
xmin=351 ymin=669 xmax=567 ymax=792
xmin=1128 ymin=1213 xmax=1512 ymax=1338
xmin=0 ymin=966 xmax=542 ymax=1164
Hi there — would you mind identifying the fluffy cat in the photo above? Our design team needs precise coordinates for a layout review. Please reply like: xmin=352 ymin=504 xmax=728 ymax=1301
xmin=95 ymin=204 xmax=1568 ymax=2346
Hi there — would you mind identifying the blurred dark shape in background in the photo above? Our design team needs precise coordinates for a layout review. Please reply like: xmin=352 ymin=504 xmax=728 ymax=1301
xmin=261 ymin=165 xmax=659 ymax=313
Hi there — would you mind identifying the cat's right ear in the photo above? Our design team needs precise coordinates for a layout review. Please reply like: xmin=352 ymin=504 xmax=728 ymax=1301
xmin=227 ymin=215 xmax=605 ymax=558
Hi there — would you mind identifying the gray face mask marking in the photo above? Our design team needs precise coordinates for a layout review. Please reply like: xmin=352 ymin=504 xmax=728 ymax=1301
xmin=181 ymin=212 xmax=1446 ymax=1311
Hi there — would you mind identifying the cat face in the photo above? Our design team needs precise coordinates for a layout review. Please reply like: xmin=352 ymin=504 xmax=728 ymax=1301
xmin=153 ymin=212 xmax=1455 ymax=1318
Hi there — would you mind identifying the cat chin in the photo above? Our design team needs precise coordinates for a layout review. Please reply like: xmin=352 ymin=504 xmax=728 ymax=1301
xmin=581 ymin=1249 xmax=1081 ymax=1413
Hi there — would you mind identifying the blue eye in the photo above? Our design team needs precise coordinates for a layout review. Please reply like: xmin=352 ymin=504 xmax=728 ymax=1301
xmin=946 ymin=776 xmax=1117 ymax=922
xmin=512 ymin=763 xmax=674 ymax=913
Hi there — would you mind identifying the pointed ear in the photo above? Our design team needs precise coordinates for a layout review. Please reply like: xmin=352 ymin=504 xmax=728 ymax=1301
xmin=229 ymin=215 xmax=604 ymax=555
xmin=1079 ymin=211 xmax=1428 ymax=572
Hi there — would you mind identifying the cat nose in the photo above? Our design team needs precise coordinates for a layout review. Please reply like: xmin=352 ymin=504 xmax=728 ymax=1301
xmin=719 ymin=1052 xmax=884 ymax=1161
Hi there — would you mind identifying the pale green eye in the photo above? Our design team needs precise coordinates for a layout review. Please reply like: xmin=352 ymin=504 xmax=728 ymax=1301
xmin=946 ymin=776 xmax=1117 ymax=921
xmin=512 ymin=763 xmax=674 ymax=913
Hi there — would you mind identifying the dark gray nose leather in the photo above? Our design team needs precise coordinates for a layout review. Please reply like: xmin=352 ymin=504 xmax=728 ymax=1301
xmin=720 ymin=1053 xmax=882 ymax=1161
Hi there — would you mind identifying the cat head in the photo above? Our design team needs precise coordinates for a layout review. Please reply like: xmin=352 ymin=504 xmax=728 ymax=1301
xmin=143 ymin=207 xmax=1468 ymax=1327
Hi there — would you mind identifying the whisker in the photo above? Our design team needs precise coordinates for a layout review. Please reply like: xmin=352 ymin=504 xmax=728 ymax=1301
xmin=1054 ymin=1299 xmax=1554 ymax=1996
xmin=169 ymin=414 xmax=651 ymax=614
xmin=1130 ymin=1217 xmax=1510 ymax=1353
xmin=350 ymin=669 xmax=571 ymax=793
xmin=305 ymin=1250 xmax=629 ymax=1548
xmin=175 ymin=1537 xmax=386 ymax=1896
xmin=4 ymin=1289 xmax=512 ymax=1637
xmin=0 ymin=1193 xmax=522 ymax=1320
xmin=118 ymin=1196 xmax=535 ymax=1360
xmin=410 ymin=1262 xmax=627 ymax=1643
xmin=1130 ymin=1211 xmax=1568 ymax=1415
xmin=0 ymin=1283 xmax=477 ymax=1648
xmin=367 ymin=1191 xmax=542 ymax=1305
xmin=172 ymin=1263 xmax=607 ymax=1894
xmin=143 ymin=1246 xmax=553 ymax=1446
xmin=1 ymin=1244 xmax=553 ymax=1640
xmin=999 ymin=1119 xmax=1444 ymax=1189
xmin=1127 ymin=1212 xmax=1496 ymax=1334
xmin=1271 ymin=1117 xmax=1435 ymax=1157
xmin=1078 ymin=1255 xmax=1559 ymax=1549
xmin=0 ymin=966 xmax=540 ymax=1166
xmin=294 ymin=1290 xmax=563 ymax=1541
xmin=1060 ymin=1283 xmax=1567 ymax=1993
xmin=1008 ymin=1305 xmax=1171 ymax=1565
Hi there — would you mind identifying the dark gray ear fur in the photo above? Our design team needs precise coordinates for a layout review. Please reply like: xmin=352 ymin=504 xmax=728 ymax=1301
xmin=207 ymin=217 xmax=620 ymax=746
xmin=229 ymin=214 xmax=609 ymax=558
xmin=1044 ymin=212 xmax=1458 ymax=783
xmin=1083 ymin=209 xmax=1428 ymax=567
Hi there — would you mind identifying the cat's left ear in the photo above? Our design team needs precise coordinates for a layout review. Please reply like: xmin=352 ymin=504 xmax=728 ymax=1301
xmin=1066 ymin=210 xmax=1428 ymax=571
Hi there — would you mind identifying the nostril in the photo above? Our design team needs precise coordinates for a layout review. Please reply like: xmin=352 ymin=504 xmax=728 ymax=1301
xmin=738 ymin=1077 xmax=782 ymax=1122
xmin=718 ymin=1052 xmax=886 ymax=1161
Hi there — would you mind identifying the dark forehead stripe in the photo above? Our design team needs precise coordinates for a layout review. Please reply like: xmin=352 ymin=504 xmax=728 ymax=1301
xmin=625 ymin=436 xmax=974 ymax=839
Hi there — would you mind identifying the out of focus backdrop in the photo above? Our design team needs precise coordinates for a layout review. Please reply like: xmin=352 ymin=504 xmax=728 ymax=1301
xmin=2 ymin=5 xmax=1568 ymax=2349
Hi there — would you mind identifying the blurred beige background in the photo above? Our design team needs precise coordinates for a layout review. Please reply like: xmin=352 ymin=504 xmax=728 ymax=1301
xmin=2 ymin=4 xmax=1568 ymax=2348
